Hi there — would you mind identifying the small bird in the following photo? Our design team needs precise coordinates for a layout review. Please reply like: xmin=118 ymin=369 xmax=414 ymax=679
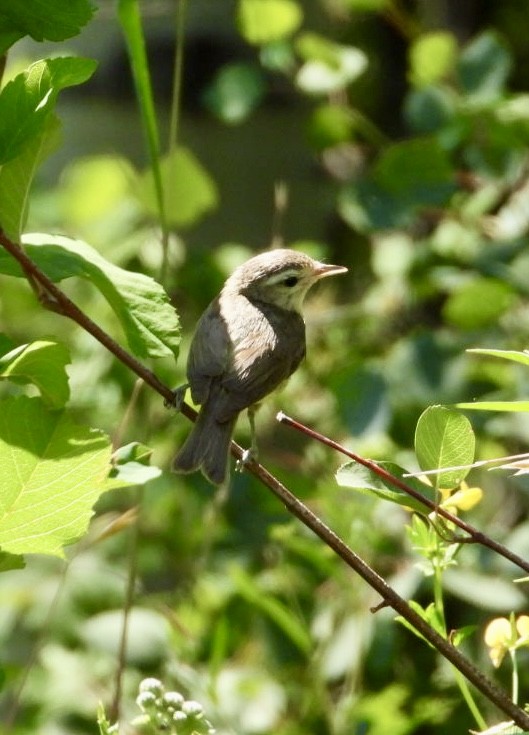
xmin=172 ymin=248 xmax=347 ymax=484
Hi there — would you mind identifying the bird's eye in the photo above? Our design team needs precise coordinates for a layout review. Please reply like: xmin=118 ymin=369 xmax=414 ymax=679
xmin=283 ymin=276 xmax=299 ymax=287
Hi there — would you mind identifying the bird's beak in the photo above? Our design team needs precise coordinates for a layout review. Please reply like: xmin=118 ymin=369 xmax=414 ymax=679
xmin=313 ymin=262 xmax=348 ymax=279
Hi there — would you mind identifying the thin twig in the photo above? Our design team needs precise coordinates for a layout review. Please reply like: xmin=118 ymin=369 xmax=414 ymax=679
xmin=110 ymin=487 xmax=142 ymax=723
xmin=2 ymin=231 xmax=529 ymax=728
xmin=277 ymin=412 xmax=529 ymax=576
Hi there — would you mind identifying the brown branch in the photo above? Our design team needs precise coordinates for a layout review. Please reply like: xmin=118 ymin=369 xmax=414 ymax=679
xmin=2 ymin=231 xmax=529 ymax=729
xmin=277 ymin=412 xmax=529 ymax=576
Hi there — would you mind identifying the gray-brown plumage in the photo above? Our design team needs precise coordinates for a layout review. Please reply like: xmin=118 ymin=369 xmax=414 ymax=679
xmin=172 ymin=249 xmax=347 ymax=484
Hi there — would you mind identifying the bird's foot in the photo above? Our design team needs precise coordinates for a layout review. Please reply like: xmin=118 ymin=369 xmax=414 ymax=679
xmin=235 ymin=447 xmax=258 ymax=474
xmin=164 ymin=384 xmax=189 ymax=411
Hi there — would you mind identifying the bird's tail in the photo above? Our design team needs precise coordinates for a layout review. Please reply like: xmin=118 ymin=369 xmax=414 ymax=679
xmin=172 ymin=404 xmax=236 ymax=485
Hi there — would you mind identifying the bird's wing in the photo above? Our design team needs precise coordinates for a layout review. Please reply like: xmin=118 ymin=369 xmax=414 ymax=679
xmin=213 ymin=309 xmax=306 ymax=421
xmin=187 ymin=298 xmax=232 ymax=405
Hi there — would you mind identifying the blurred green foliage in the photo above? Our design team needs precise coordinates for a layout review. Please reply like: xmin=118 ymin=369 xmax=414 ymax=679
xmin=2 ymin=1 xmax=529 ymax=734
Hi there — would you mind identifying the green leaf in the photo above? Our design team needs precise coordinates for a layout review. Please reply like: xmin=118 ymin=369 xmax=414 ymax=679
xmin=0 ymin=57 xmax=97 ymax=165
xmin=0 ymin=340 xmax=70 ymax=408
xmin=396 ymin=601 xmax=445 ymax=646
xmin=404 ymin=86 xmax=456 ymax=134
xmin=0 ymin=114 xmax=62 ymax=240
xmin=203 ymin=63 xmax=266 ymax=124
xmin=415 ymin=406 xmax=475 ymax=489
xmin=0 ymin=550 xmax=25 ymax=572
xmin=456 ymin=401 xmax=529 ymax=412
xmin=1 ymin=234 xmax=181 ymax=359
xmin=0 ymin=396 xmax=111 ymax=557
xmin=0 ymin=0 xmax=96 ymax=53
xmin=458 ymin=31 xmax=512 ymax=103
xmin=442 ymin=278 xmax=516 ymax=330
xmin=106 ymin=442 xmax=162 ymax=490
xmin=307 ymin=104 xmax=355 ymax=150
xmin=237 ymin=0 xmax=303 ymax=45
xmin=467 ymin=348 xmax=529 ymax=367
xmin=336 ymin=461 xmax=436 ymax=514
xmin=138 ymin=147 xmax=218 ymax=228
xmin=409 ymin=32 xmax=458 ymax=88
xmin=295 ymin=33 xmax=367 ymax=95
xmin=59 ymin=154 xmax=136 ymax=227
xmin=374 ymin=138 xmax=454 ymax=197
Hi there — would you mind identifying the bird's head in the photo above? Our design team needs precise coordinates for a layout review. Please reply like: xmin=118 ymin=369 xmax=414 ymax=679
xmin=224 ymin=249 xmax=348 ymax=312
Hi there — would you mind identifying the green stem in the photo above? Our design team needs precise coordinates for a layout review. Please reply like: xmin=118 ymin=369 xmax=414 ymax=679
xmin=454 ymin=667 xmax=488 ymax=731
xmin=433 ymin=540 xmax=486 ymax=730
xmin=117 ymin=0 xmax=169 ymax=277
xmin=168 ymin=0 xmax=188 ymax=153
xmin=510 ymin=648 xmax=519 ymax=706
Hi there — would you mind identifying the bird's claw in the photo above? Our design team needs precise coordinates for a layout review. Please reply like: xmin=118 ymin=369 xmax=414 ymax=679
xmin=235 ymin=447 xmax=258 ymax=474
xmin=164 ymin=384 xmax=189 ymax=411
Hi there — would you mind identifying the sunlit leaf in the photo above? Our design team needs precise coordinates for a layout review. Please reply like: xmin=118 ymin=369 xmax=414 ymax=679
xmin=0 ymin=396 xmax=111 ymax=557
xmin=238 ymin=0 xmax=303 ymax=45
xmin=457 ymin=401 xmax=529 ymax=412
xmin=0 ymin=340 xmax=70 ymax=408
xmin=0 ymin=114 xmax=61 ymax=240
xmin=409 ymin=31 xmax=457 ymax=87
xmin=0 ymin=57 xmax=97 ymax=165
xmin=0 ymin=0 xmax=95 ymax=54
xmin=415 ymin=406 xmax=475 ymax=489
xmin=336 ymin=460 xmax=435 ymax=513
xmin=467 ymin=348 xmax=529 ymax=367
xmin=0 ymin=234 xmax=181 ymax=359
xmin=138 ymin=147 xmax=218 ymax=228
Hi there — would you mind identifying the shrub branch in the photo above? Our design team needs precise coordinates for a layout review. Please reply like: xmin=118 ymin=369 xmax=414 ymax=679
xmin=2 ymin=230 xmax=529 ymax=730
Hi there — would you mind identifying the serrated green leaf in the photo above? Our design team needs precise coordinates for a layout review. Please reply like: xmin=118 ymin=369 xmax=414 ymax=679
xmin=415 ymin=406 xmax=475 ymax=489
xmin=0 ymin=340 xmax=70 ymax=408
xmin=0 ymin=396 xmax=111 ymax=557
xmin=336 ymin=460 xmax=435 ymax=513
xmin=0 ymin=57 xmax=97 ymax=165
xmin=237 ymin=0 xmax=303 ymax=45
xmin=15 ymin=234 xmax=181 ymax=359
xmin=0 ymin=114 xmax=62 ymax=240
xmin=137 ymin=147 xmax=218 ymax=228
xmin=0 ymin=0 xmax=95 ymax=53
